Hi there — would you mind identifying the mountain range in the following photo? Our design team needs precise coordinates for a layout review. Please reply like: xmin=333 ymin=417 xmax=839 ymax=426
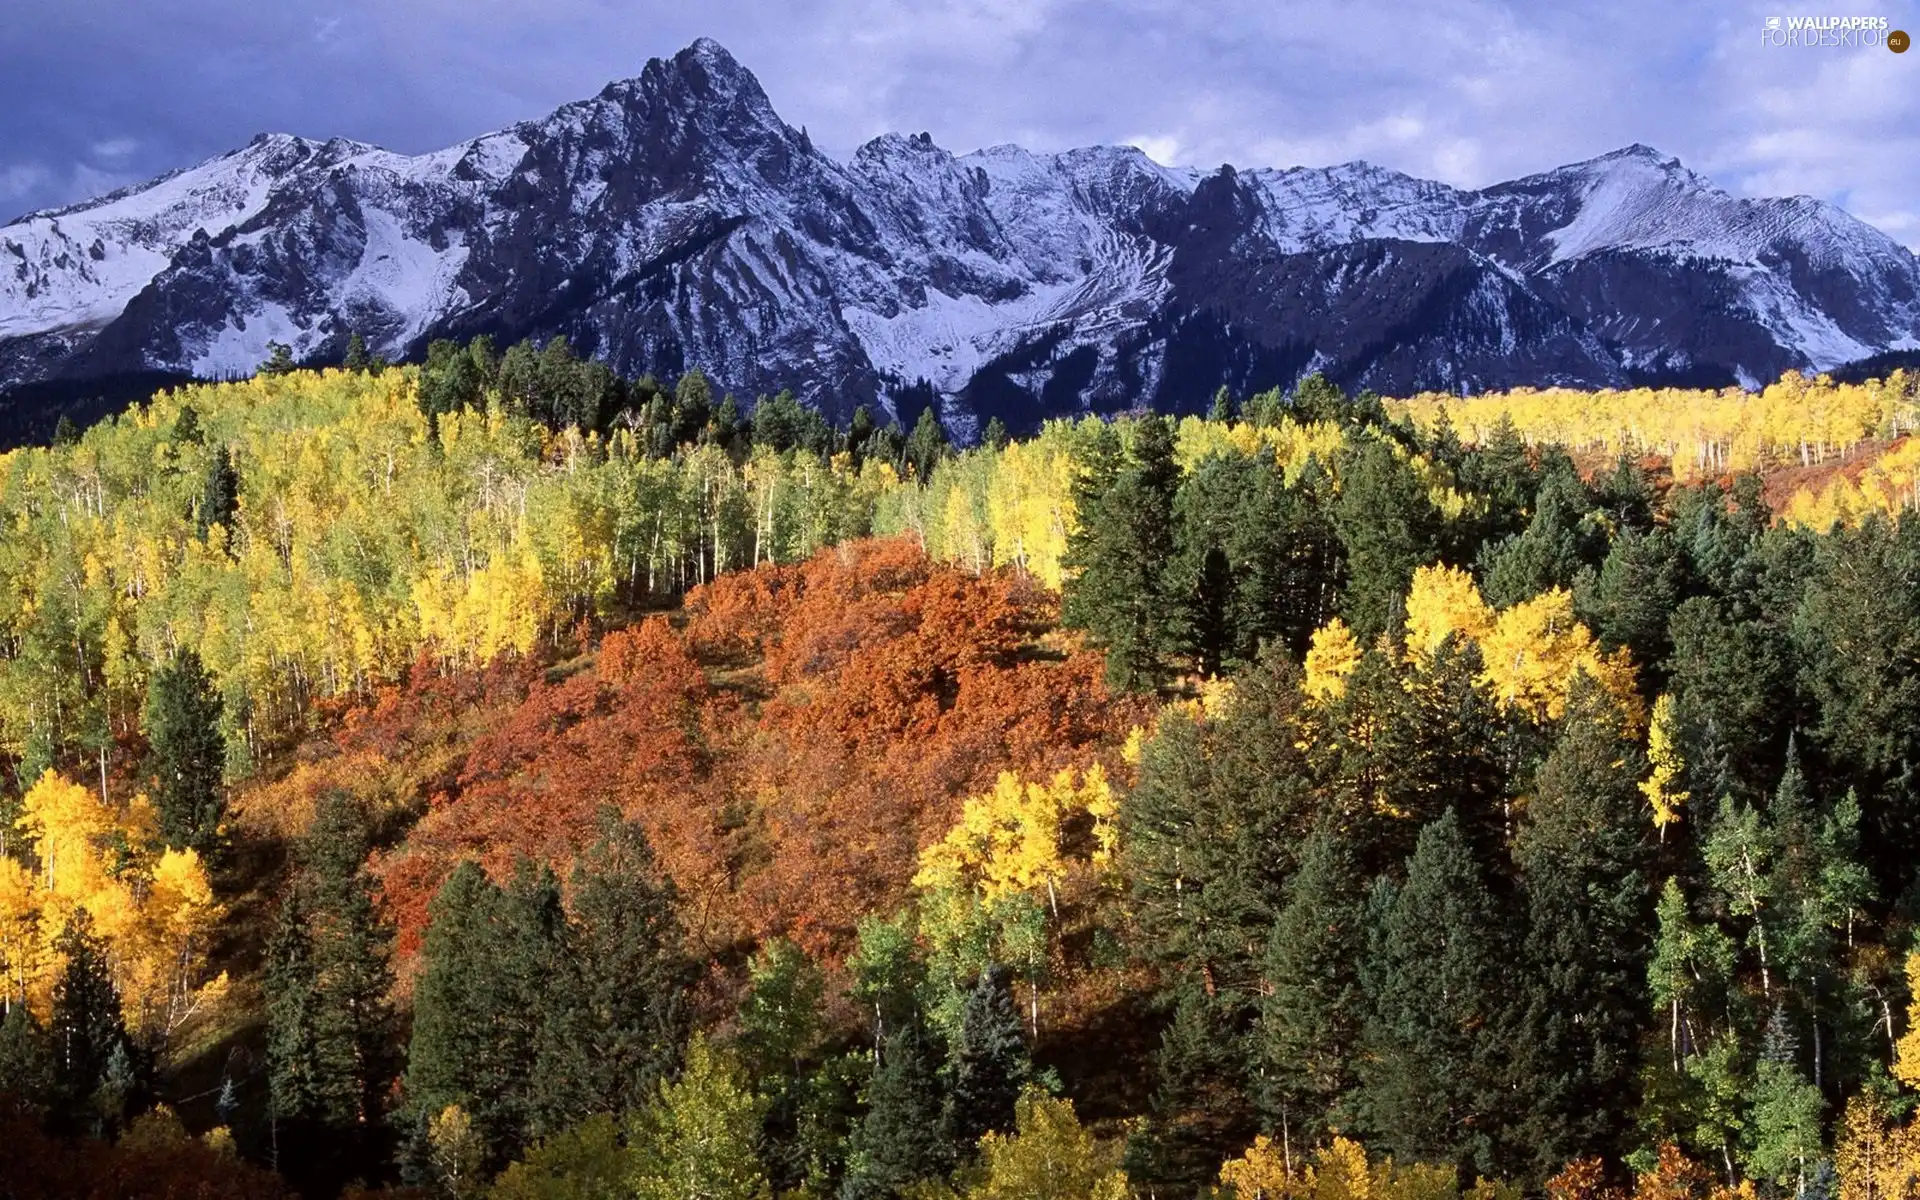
xmin=5 ymin=37 xmax=1919 ymax=438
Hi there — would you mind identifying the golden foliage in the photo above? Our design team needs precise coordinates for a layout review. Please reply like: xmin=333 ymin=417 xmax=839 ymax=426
xmin=1476 ymin=589 xmax=1640 ymax=726
xmin=1397 ymin=370 xmax=1920 ymax=482
xmin=5 ymin=772 xmax=226 ymax=1041
xmin=1304 ymin=619 xmax=1362 ymax=702
xmin=1404 ymin=564 xmax=1494 ymax=662
xmin=1641 ymin=694 xmax=1690 ymax=832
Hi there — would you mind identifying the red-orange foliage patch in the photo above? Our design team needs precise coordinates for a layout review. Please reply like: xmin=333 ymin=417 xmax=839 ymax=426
xmin=353 ymin=538 xmax=1143 ymax=971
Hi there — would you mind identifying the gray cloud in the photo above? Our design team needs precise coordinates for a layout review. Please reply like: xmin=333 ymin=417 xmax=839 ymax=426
xmin=2 ymin=0 xmax=1916 ymax=247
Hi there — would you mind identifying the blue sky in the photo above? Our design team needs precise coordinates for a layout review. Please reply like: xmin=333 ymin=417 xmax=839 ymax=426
xmin=3 ymin=0 xmax=1917 ymax=247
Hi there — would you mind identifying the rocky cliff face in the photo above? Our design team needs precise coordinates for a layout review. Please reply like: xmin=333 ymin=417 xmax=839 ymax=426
xmin=5 ymin=39 xmax=1918 ymax=433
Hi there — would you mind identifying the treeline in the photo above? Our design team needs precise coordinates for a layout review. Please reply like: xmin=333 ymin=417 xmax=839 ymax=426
xmin=1398 ymin=368 xmax=1920 ymax=478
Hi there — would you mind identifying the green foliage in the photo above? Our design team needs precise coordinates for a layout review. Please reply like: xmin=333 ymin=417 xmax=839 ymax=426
xmin=1330 ymin=437 xmax=1440 ymax=640
xmin=841 ymin=1020 xmax=950 ymax=1200
xmin=629 ymin=1036 xmax=770 ymax=1200
xmin=265 ymin=791 xmax=397 ymax=1189
xmin=1062 ymin=413 xmax=1181 ymax=690
xmin=0 ymin=1003 xmax=54 ymax=1113
xmin=945 ymin=964 xmax=1032 ymax=1151
xmin=1259 ymin=822 xmax=1365 ymax=1140
xmin=197 ymin=444 xmax=240 ymax=541
xmin=48 ymin=910 xmax=141 ymax=1138
xmin=143 ymin=649 xmax=226 ymax=852
xmin=1355 ymin=810 xmax=1508 ymax=1176
xmin=1508 ymin=680 xmax=1654 ymax=1176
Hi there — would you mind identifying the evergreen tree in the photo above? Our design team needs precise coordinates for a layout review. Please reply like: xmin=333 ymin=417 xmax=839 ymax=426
xmin=1259 ymin=823 xmax=1366 ymax=1140
xmin=673 ymin=369 xmax=715 ymax=446
xmin=492 ymin=862 xmax=570 ymax=1151
xmin=259 ymin=341 xmax=298 ymax=375
xmin=1128 ymin=973 xmax=1257 ymax=1191
xmin=1291 ymin=372 xmax=1348 ymax=424
xmin=419 ymin=338 xmax=487 ymax=419
xmin=171 ymin=403 xmax=203 ymax=445
xmin=48 ymin=910 xmax=139 ymax=1137
xmin=1208 ymin=385 xmax=1236 ymax=424
xmin=1122 ymin=688 xmax=1307 ymax=999
xmin=1508 ymin=680 xmax=1655 ymax=1177
xmin=1171 ymin=453 xmax=1255 ymax=676
xmin=1356 ymin=810 xmax=1508 ymax=1176
xmin=904 ymin=406 xmax=950 ymax=483
xmin=841 ymin=1019 xmax=950 ymax=1200
xmin=52 ymin=414 xmax=80 ymax=446
xmin=945 ymin=964 xmax=1031 ymax=1151
xmin=1457 ymin=413 xmax=1535 ymax=545
xmin=1330 ymin=437 xmax=1440 ymax=640
xmin=1479 ymin=458 xmax=1595 ymax=609
xmin=265 ymin=890 xmax=323 ymax=1129
xmin=198 ymin=444 xmax=240 ymax=541
xmin=1375 ymin=635 xmax=1507 ymax=865
xmin=982 ymin=416 xmax=1011 ymax=451
xmin=541 ymin=810 xmax=695 ymax=1127
xmin=143 ymin=649 xmax=226 ymax=852
xmin=344 ymin=332 xmax=370 ymax=373
xmin=1061 ymin=414 xmax=1182 ymax=690
xmin=267 ymin=790 xmax=396 ymax=1187
xmin=847 ymin=405 xmax=878 ymax=467
xmin=1580 ymin=527 xmax=1684 ymax=674
xmin=403 ymin=860 xmax=500 ymax=1142
xmin=0 ymin=1000 xmax=54 ymax=1114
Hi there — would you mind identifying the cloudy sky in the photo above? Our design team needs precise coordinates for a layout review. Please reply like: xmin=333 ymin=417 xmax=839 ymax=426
xmin=4 ymin=0 xmax=1917 ymax=246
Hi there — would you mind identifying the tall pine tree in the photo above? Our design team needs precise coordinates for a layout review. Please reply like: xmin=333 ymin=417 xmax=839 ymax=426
xmin=1356 ymin=810 xmax=1509 ymax=1176
xmin=944 ymin=964 xmax=1031 ymax=1152
xmin=841 ymin=1019 xmax=950 ymax=1200
xmin=1508 ymin=680 xmax=1655 ymax=1179
xmin=143 ymin=649 xmax=226 ymax=852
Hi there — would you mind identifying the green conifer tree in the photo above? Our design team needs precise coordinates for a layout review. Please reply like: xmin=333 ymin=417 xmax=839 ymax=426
xmin=143 ymin=649 xmax=226 ymax=852
xmin=840 ymin=1020 xmax=949 ymax=1200
xmin=1508 ymin=680 xmax=1655 ymax=1177
xmin=48 ymin=910 xmax=139 ymax=1138
xmin=539 ymin=811 xmax=695 ymax=1128
xmin=1330 ymin=437 xmax=1440 ymax=640
xmin=198 ymin=445 xmax=240 ymax=541
xmin=0 ymin=1000 xmax=55 ymax=1114
xmin=1259 ymin=823 xmax=1365 ymax=1140
xmin=945 ymin=964 xmax=1031 ymax=1152
xmin=1356 ymin=810 xmax=1508 ymax=1176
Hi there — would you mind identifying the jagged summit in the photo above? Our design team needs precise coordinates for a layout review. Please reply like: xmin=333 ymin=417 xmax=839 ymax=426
xmin=3 ymin=37 xmax=1918 ymax=430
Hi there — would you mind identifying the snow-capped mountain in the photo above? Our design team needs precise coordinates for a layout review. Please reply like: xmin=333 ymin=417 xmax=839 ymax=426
xmin=5 ymin=38 xmax=1919 ymax=434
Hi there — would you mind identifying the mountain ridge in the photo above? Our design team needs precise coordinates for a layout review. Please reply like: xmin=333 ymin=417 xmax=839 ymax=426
xmin=4 ymin=37 xmax=1918 ymax=434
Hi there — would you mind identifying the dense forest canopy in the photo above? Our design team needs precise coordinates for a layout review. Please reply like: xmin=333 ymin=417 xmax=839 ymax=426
xmin=3 ymin=341 xmax=1920 ymax=1200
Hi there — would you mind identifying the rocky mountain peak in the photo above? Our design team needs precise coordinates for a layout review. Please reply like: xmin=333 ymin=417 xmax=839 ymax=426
xmin=2 ymin=38 xmax=1917 ymax=436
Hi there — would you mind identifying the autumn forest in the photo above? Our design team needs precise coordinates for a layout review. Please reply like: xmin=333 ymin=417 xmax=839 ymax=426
xmin=6 ymin=338 xmax=1920 ymax=1200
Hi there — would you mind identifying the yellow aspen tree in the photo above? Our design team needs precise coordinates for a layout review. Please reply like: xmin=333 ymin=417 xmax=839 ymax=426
xmin=1304 ymin=619 xmax=1362 ymax=702
xmin=1403 ymin=564 xmax=1494 ymax=662
xmin=1305 ymin=1138 xmax=1374 ymax=1200
xmin=1220 ymin=1134 xmax=1302 ymax=1200
xmin=1893 ymin=952 xmax=1920 ymax=1090
xmin=1641 ymin=693 xmax=1690 ymax=836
